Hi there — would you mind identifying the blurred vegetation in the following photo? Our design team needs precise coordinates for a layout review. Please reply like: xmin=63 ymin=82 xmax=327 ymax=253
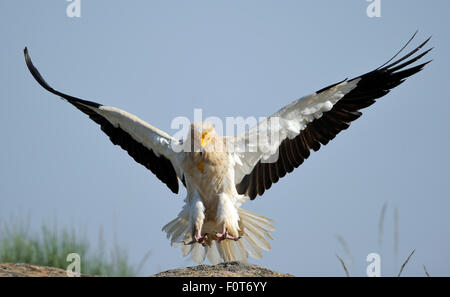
xmin=0 ymin=216 xmax=138 ymax=276
xmin=335 ymin=203 xmax=426 ymax=277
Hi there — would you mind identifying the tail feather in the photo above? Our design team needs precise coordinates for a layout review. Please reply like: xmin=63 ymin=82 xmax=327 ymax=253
xmin=236 ymin=240 xmax=249 ymax=261
xmin=162 ymin=208 xmax=274 ymax=264
xmin=191 ymin=244 xmax=207 ymax=263
xmin=181 ymin=238 xmax=192 ymax=257
xmin=162 ymin=206 xmax=191 ymax=247
xmin=206 ymin=241 xmax=221 ymax=264
xmin=241 ymin=234 xmax=263 ymax=259
xmin=222 ymin=241 xmax=234 ymax=261
xmin=239 ymin=208 xmax=275 ymax=233
xmin=171 ymin=225 xmax=189 ymax=244
xmin=216 ymin=241 xmax=226 ymax=262
xmin=162 ymin=218 xmax=179 ymax=238
xmin=243 ymin=223 xmax=271 ymax=251
xmin=221 ymin=240 xmax=244 ymax=263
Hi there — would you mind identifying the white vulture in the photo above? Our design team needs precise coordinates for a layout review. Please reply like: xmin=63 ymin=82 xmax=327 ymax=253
xmin=24 ymin=33 xmax=431 ymax=264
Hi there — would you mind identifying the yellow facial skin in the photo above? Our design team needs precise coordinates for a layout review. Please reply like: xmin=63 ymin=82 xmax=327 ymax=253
xmin=201 ymin=132 xmax=211 ymax=148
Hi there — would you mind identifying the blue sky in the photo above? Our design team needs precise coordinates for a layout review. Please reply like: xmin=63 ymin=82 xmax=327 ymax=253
xmin=1 ymin=1 xmax=449 ymax=276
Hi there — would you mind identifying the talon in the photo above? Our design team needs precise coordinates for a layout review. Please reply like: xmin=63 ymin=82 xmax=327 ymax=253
xmin=215 ymin=228 xmax=241 ymax=242
xmin=200 ymin=234 xmax=208 ymax=246
xmin=184 ymin=233 xmax=208 ymax=246
xmin=215 ymin=229 xmax=228 ymax=242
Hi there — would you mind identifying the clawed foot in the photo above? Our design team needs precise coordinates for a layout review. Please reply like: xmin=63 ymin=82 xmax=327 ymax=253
xmin=184 ymin=233 xmax=208 ymax=247
xmin=215 ymin=229 xmax=241 ymax=242
xmin=183 ymin=228 xmax=242 ymax=246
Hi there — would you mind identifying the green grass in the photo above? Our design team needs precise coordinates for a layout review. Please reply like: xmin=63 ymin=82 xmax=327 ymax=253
xmin=0 ymin=216 xmax=138 ymax=276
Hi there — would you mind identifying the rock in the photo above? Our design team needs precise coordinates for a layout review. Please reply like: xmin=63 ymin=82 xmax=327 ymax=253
xmin=152 ymin=261 xmax=292 ymax=277
xmin=0 ymin=261 xmax=291 ymax=277
xmin=0 ymin=263 xmax=71 ymax=277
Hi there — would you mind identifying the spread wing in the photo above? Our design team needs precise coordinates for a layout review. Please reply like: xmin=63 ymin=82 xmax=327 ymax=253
xmin=232 ymin=33 xmax=432 ymax=200
xmin=24 ymin=48 xmax=183 ymax=194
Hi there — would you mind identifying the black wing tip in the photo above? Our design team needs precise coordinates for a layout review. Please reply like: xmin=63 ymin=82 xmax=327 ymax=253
xmin=423 ymin=47 xmax=434 ymax=55
xmin=24 ymin=47 xmax=32 ymax=67
xmin=376 ymin=32 xmax=432 ymax=72
xmin=424 ymin=35 xmax=432 ymax=43
xmin=24 ymin=47 xmax=35 ymax=68
xmin=318 ymin=32 xmax=432 ymax=95
xmin=24 ymin=47 xmax=103 ymax=109
xmin=24 ymin=47 xmax=32 ymax=70
xmin=23 ymin=46 xmax=57 ymax=95
xmin=383 ymin=34 xmax=433 ymax=71
xmin=421 ymin=59 xmax=433 ymax=67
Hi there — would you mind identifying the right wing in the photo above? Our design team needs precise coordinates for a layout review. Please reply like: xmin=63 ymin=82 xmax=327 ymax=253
xmin=24 ymin=47 xmax=183 ymax=194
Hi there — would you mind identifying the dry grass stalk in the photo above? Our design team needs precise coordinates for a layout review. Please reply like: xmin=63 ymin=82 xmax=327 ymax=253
xmin=336 ymin=254 xmax=350 ymax=277
xmin=397 ymin=249 xmax=415 ymax=277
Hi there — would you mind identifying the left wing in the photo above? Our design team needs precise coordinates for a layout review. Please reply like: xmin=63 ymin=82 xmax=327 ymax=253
xmin=232 ymin=34 xmax=432 ymax=200
xmin=24 ymin=48 xmax=183 ymax=194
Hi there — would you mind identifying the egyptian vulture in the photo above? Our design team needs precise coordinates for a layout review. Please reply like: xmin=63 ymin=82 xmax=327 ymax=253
xmin=24 ymin=33 xmax=431 ymax=264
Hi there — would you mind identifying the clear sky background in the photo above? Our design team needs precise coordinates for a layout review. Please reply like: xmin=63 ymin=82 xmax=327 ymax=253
xmin=1 ymin=1 xmax=449 ymax=276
